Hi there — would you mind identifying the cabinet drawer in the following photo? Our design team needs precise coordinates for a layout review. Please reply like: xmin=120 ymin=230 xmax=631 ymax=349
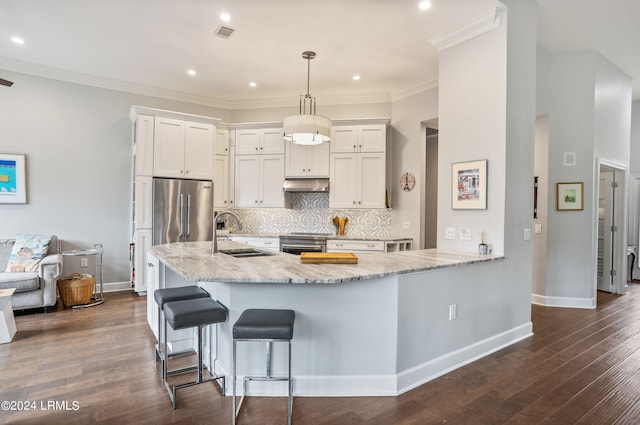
xmin=327 ymin=240 xmax=385 ymax=252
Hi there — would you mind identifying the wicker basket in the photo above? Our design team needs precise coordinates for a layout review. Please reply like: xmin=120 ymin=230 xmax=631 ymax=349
xmin=58 ymin=273 xmax=95 ymax=307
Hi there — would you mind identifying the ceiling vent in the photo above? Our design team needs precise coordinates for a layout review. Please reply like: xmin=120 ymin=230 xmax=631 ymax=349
xmin=214 ymin=25 xmax=235 ymax=39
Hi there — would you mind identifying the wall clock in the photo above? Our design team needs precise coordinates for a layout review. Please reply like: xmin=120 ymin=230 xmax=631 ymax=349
xmin=401 ymin=172 xmax=415 ymax=192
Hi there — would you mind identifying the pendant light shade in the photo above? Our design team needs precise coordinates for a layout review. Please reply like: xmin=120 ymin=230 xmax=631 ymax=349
xmin=283 ymin=51 xmax=331 ymax=145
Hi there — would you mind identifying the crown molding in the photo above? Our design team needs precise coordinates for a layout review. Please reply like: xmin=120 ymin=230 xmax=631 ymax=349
xmin=428 ymin=6 xmax=505 ymax=52
xmin=391 ymin=74 xmax=439 ymax=102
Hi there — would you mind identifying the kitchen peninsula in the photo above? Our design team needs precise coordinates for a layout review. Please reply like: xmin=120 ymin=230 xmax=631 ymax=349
xmin=148 ymin=241 xmax=531 ymax=397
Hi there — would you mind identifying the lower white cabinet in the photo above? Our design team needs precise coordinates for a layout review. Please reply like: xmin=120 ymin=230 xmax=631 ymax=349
xmin=134 ymin=229 xmax=152 ymax=293
xmin=145 ymin=251 xmax=160 ymax=332
xmin=228 ymin=236 xmax=280 ymax=252
xmin=327 ymin=240 xmax=385 ymax=255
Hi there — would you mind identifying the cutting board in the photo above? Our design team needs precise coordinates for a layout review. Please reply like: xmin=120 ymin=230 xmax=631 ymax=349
xmin=300 ymin=252 xmax=358 ymax=264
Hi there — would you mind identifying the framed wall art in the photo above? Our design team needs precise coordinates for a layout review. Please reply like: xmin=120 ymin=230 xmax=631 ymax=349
xmin=451 ymin=159 xmax=487 ymax=210
xmin=0 ymin=154 xmax=26 ymax=204
xmin=556 ymin=182 xmax=583 ymax=211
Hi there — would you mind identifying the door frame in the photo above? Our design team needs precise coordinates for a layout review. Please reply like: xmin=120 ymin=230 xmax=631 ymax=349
xmin=594 ymin=158 xmax=628 ymax=298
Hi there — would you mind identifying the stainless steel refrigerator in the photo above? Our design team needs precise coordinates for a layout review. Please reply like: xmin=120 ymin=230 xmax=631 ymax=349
xmin=152 ymin=178 xmax=214 ymax=245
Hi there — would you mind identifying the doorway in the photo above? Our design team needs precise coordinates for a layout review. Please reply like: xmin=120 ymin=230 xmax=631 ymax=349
xmin=423 ymin=124 xmax=438 ymax=249
xmin=596 ymin=161 xmax=627 ymax=296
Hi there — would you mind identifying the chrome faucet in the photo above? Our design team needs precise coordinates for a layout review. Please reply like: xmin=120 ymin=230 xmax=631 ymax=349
xmin=212 ymin=211 xmax=243 ymax=253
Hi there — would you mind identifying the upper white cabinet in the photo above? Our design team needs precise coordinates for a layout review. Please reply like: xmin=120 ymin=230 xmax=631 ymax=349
xmin=235 ymin=154 xmax=284 ymax=207
xmin=153 ymin=117 xmax=214 ymax=180
xmin=330 ymin=124 xmax=386 ymax=153
xmin=215 ymin=127 xmax=230 ymax=155
xmin=285 ymin=141 xmax=330 ymax=178
xmin=214 ymin=154 xmax=231 ymax=208
xmin=235 ymin=128 xmax=284 ymax=155
xmin=133 ymin=114 xmax=154 ymax=176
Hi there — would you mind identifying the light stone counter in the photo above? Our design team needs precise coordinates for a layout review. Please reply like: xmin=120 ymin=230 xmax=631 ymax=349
xmin=149 ymin=240 xmax=503 ymax=284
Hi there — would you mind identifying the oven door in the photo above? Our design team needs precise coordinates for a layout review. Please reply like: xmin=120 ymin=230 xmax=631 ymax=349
xmin=280 ymin=244 xmax=325 ymax=256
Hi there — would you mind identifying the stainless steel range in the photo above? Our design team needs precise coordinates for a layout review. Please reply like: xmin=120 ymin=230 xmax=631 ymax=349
xmin=279 ymin=233 xmax=331 ymax=255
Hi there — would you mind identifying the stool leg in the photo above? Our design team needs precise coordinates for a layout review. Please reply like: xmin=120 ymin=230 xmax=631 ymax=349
xmin=266 ymin=341 xmax=272 ymax=378
xmin=197 ymin=325 xmax=203 ymax=383
xmin=156 ymin=305 xmax=162 ymax=362
xmin=288 ymin=340 xmax=293 ymax=425
xmin=232 ymin=339 xmax=237 ymax=425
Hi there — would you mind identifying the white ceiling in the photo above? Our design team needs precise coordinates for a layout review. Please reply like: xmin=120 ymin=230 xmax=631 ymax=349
xmin=1 ymin=0 xmax=639 ymax=108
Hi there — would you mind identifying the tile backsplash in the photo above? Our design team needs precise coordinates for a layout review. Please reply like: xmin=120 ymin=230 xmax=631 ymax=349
xmin=223 ymin=193 xmax=391 ymax=237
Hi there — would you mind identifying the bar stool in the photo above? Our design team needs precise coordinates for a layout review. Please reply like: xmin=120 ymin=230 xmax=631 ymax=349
xmin=163 ymin=297 xmax=227 ymax=409
xmin=153 ymin=286 xmax=210 ymax=375
xmin=232 ymin=309 xmax=295 ymax=425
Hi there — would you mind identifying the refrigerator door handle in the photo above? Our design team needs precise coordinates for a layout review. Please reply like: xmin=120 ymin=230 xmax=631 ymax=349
xmin=179 ymin=194 xmax=184 ymax=237
xmin=186 ymin=194 xmax=191 ymax=236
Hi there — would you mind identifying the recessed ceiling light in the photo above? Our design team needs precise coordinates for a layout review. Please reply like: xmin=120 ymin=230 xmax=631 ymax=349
xmin=11 ymin=36 xmax=24 ymax=45
xmin=187 ymin=69 xmax=196 ymax=76
xmin=249 ymin=82 xmax=257 ymax=87
xmin=419 ymin=1 xmax=432 ymax=10
xmin=352 ymin=75 xmax=361 ymax=81
xmin=220 ymin=12 xmax=231 ymax=22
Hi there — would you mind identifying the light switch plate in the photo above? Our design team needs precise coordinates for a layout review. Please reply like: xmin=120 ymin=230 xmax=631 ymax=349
xmin=535 ymin=224 xmax=542 ymax=234
xmin=459 ymin=228 xmax=471 ymax=240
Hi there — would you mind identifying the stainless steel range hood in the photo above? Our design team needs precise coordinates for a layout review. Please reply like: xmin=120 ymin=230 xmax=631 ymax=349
xmin=283 ymin=178 xmax=329 ymax=192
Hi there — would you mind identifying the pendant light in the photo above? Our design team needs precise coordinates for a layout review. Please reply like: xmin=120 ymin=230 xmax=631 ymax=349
xmin=283 ymin=51 xmax=331 ymax=145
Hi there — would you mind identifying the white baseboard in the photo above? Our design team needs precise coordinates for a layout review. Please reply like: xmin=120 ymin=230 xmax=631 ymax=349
xmin=219 ymin=323 xmax=533 ymax=397
xmin=103 ymin=281 xmax=133 ymax=293
xmin=531 ymin=293 xmax=595 ymax=309
xmin=396 ymin=322 xmax=533 ymax=395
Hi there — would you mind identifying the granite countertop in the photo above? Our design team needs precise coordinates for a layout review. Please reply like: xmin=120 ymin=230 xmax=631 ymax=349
xmin=150 ymin=240 xmax=503 ymax=284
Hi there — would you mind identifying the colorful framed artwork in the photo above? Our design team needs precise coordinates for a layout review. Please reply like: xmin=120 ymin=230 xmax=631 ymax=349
xmin=556 ymin=182 xmax=583 ymax=211
xmin=0 ymin=154 xmax=26 ymax=204
xmin=451 ymin=159 xmax=487 ymax=210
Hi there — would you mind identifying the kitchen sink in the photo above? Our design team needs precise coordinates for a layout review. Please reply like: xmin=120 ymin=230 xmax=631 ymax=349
xmin=218 ymin=248 xmax=275 ymax=258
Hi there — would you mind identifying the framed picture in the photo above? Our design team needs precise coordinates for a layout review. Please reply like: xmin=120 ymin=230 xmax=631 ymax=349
xmin=452 ymin=159 xmax=487 ymax=210
xmin=0 ymin=154 xmax=26 ymax=204
xmin=556 ymin=182 xmax=583 ymax=211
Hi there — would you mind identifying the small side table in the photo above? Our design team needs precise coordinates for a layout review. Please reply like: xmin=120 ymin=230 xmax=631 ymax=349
xmin=0 ymin=288 xmax=17 ymax=344
xmin=62 ymin=244 xmax=104 ymax=308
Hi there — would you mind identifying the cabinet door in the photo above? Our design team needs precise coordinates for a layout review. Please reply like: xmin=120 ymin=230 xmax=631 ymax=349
xmin=285 ymin=141 xmax=309 ymax=177
xmin=135 ymin=114 xmax=154 ymax=176
xmin=134 ymin=176 xmax=153 ymax=229
xmin=228 ymin=145 xmax=235 ymax=207
xmin=329 ymin=154 xmax=358 ymax=208
xmin=359 ymin=125 xmax=386 ymax=153
xmin=234 ymin=156 xmax=260 ymax=206
xmin=260 ymin=155 xmax=285 ymax=207
xmin=145 ymin=251 xmax=159 ymax=333
xmin=214 ymin=128 xmax=229 ymax=155
xmin=184 ymin=122 xmax=214 ymax=180
xmin=358 ymin=153 xmax=386 ymax=208
xmin=214 ymin=155 xmax=229 ymax=208
xmin=235 ymin=130 xmax=261 ymax=155
xmin=154 ymin=117 xmax=186 ymax=178
xmin=261 ymin=129 xmax=285 ymax=154
xmin=134 ymin=228 xmax=152 ymax=293
xmin=330 ymin=126 xmax=358 ymax=153
xmin=307 ymin=142 xmax=330 ymax=177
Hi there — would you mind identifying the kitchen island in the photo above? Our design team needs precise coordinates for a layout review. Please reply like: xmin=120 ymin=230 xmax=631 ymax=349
xmin=148 ymin=241 xmax=532 ymax=397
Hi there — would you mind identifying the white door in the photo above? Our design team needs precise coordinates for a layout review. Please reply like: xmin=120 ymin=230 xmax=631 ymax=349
xmin=359 ymin=153 xmax=386 ymax=208
xmin=234 ymin=156 xmax=260 ymax=206
xmin=597 ymin=169 xmax=615 ymax=292
xmin=330 ymin=126 xmax=358 ymax=153
xmin=330 ymin=154 xmax=358 ymax=208
xmin=285 ymin=142 xmax=308 ymax=177
xmin=260 ymin=155 xmax=285 ymax=207
xmin=261 ymin=129 xmax=285 ymax=154
xmin=184 ymin=122 xmax=214 ymax=180
xmin=214 ymin=155 xmax=229 ymax=208
xmin=235 ymin=130 xmax=261 ymax=155
xmin=307 ymin=142 xmax=330 ymax=177
xmin=358 ymin=125 xmax=386 ymax=152
xmin=153 ymin=117 xmax=185 ymax=178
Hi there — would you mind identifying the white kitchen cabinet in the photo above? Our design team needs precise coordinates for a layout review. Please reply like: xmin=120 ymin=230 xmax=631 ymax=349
xmin=214 ymin=154 xmax=230 ymax=208
xmin=134 ymin=114 xmax=154 ymax=176
xmin=134 ymin=176 xmax=153 ymax=228
xmin=145 ymin=251 xmax=160 ymax=332
xmin=330 ymin=152 xmax=386 ymax=208
xmin=235 ymin=128 xmax=284 ymax=155
xmin=327 ymin=240 xmax=385 ymax=254
xmin=228 ymin=236 xmax=280 ymax=252
xmin=153 ymin=117 xmax=214 ymax=180
xmin=134 ymin=228 xmax=152 ymax=294
xmin=285 ymin=141 xmax=330 ymax=177
xmin=235 ymin=154 xmax=284 ymax=207
xmin=330 ymin=124 xmax=386 ymax=153
xmin=214 ymin=127 xmax=230 ymax=155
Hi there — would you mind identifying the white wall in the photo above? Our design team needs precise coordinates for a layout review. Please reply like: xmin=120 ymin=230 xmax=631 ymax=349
xmin=437 ymin=14 xmax=507 ymax=255
xmin=629 ymin=101 xmax=640 ymax=249
xmin=0 ymin=71 xmax=227 ymax=286
xmin=533 ymin=116 xmax=549 ymax=296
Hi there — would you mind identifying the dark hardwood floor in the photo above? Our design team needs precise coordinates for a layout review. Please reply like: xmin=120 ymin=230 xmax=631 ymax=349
xmin=2 ymin=285 xmax=640 ymax=424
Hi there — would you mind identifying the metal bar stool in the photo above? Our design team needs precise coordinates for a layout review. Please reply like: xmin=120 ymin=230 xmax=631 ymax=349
xmin=153 ymin=286 xmax=210 ymax=378
xmin=163 ymin=297 xmax=227 ymax=409
xmin=232 ymin=309 xmax=295 ymax=425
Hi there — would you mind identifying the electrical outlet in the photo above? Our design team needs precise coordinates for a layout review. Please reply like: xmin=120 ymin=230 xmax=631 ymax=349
xmin=524 ymin=228 xmax=531 ymax=241
xmin=459 ymin=228 xmax=471 ymax=240
xmin=445 ymin=227 xmax=456 ymax=240
xmin=403 ymin=221 xmax=410 ymax=230
xmin=80 ymin=257 xmax=88 ymax=267
xmin=449 ymin=304 xmax=457 ymax=320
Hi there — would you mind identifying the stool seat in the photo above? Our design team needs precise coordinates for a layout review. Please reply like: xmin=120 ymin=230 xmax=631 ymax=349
xmin=154 ymin=286 xmax=209 ymax=309
xmin=233 ymin=309 xmax=295 ymax=340
xmin=164 ymin=298 xmax=227 ymax=330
